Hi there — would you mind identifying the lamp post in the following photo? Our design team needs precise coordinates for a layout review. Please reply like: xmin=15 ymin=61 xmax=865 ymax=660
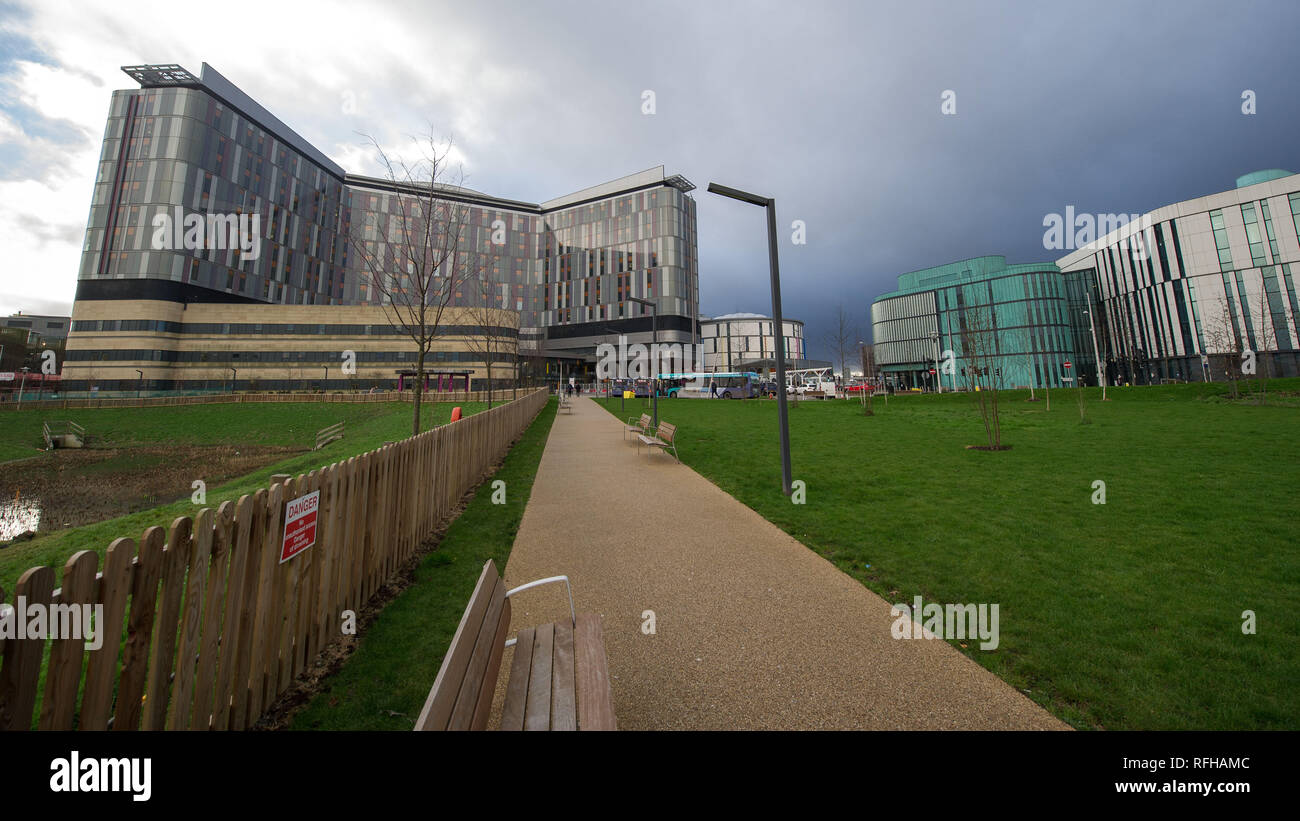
xmin=323 ymin=365 xmax=329 ymax=393
xmin=17 ymin=366 xmax=29 ymax=409
xmin=628 ymin=296 xmax=658 ymax=429
xmin=229 ymin=367 xmax=237 ymax=394
xmin=708 ymin=182 xmax=792 ymax=495
xmin=1083 ymin=288 xmax=1106 ymax=401
xmin=136 ymin=369 xmax=144 ymax=399
xmin=930 ymin=331 xmax=942 ymax=394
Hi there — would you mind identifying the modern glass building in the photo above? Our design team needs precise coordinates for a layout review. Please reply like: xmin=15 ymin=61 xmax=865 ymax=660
xmin=1056 ymin=170 xmax=1300 ymax=384
xmin=870 ymin=256 xmax=1084 ymax=390
xmin=65 ymin=63 xmax=698 ymax=391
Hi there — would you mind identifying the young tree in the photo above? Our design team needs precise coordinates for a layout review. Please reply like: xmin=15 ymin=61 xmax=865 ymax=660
xmin=1203 ymin=294 xmax=1245 ymax=400
xmin=1251 ymin=271 xmax=1279 ymax=406
xmin=462 ymin=264 xmax=520 ymax=409
xmin=352 ymin=132 xmax=480 ymax=435
xmin=823 ymin=305 xmax=859 ymax=386
xmin=859 ymin=342 xmax=876 ymax=416
xmin=958 ymin=301 xmax=1008 ymax=449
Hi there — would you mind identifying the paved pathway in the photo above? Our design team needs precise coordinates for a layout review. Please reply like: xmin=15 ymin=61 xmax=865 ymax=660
xmin=494 ymin=396 xmax=1066 ymax=730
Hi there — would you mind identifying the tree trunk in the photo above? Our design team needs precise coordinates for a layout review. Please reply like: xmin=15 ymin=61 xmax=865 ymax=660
xmin=413 ymin=348 xmax=425 ymax=436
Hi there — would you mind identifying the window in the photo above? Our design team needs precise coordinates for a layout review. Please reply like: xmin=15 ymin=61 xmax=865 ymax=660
xmin=1209 ymin=210 xmax=1234 ymax=272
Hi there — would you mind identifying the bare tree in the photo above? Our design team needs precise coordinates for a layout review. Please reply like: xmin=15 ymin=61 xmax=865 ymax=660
xmin=1251 ymin=271 xmax=1279 ymax=406
xmin=858 ymin=342 xmax=876 ymax=415
xmin=958 ymin=301 xmax=1009 ymax=449
xmin=1203 ymin=293 xmax=1245 ymax=400
xmin=823 ymin=305 xmax=858 ymax=385
xmin=352 ymin=132 xmax=480 ymax=435
xmin=462 ymin=262 xmax=520 ymax=409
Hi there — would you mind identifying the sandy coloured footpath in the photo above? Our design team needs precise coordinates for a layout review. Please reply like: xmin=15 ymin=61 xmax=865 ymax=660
xmin=491 ymin=396 xmax=1067 ymax=730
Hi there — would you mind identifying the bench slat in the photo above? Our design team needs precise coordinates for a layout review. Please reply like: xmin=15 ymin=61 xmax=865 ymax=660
xmin=550 ymin=619 xmax=577 ymax=731
xmin=447 ymin=579 xmax=509 ymax=730
xmin=415 ymin=560 xmax=501 ymax=731
xmin=470 ymin=596 xmax=513 ymax=732
xmin=575 ymin=613 xmax=617 ymax=730
xmin=524 ymin=623 xmax=554 ymax=731
xmin=499 ymin=626 xmax=535 ymax=732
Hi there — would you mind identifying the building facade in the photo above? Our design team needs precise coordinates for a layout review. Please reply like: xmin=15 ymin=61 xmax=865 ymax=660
xmin=871 ymin=256 xmax=1085 ymax=390
xmin=2 ymin=313 xmax=70 ymax=341
xmin=1056 ymin=170 xmax=1300 ymax=384
xmin=698 ymin=313 xmax=806 ymax=373
xmin=64 ymin=63 xmax=698 ymax=392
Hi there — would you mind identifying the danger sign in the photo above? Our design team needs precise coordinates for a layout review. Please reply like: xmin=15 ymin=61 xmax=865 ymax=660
xmin=281 ymin=490 xmax=320 ymax=563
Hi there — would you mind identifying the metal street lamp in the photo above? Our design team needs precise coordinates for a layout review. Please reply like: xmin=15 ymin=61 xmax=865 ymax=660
xmin=17 ymin=366 xmax=29 ymax=409
xmin=1083 ymin=288 xmax=1106 ymax=400
xmin=229 ymin=367 xmax=237 ymax=394
xmin=136 ymin=369 xmax=144 ymax=399
xmin=930 ymin=331 xmax=942 ymax=394
xmin=628 ymin=296 xmax=658 ymax=429
xmin=708 ymin=181 xmax=793 ymax=496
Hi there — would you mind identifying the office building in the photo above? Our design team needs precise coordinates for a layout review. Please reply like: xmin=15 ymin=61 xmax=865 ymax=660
xmin=64 ymin=63 xmax=698 ymax=391
xmin=1056 ymin=169 xmax=1300 ymax=384
xmin=870 ymin=256 xmax=1084 ymax=389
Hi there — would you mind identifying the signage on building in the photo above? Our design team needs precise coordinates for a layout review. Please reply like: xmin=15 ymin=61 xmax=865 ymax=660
xmin=281 ymin=490 xmax=320 ymax=563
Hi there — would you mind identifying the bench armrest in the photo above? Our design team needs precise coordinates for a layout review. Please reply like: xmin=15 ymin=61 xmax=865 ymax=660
xmin=503 ymin=575 xmax=576 ymax=647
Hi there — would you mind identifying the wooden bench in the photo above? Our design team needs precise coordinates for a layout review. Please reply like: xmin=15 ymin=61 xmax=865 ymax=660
xmin=624 ymin=412 xmax=653 ymax=440
xmin=414 ymin=559 xmax=616 ymax=731
xmin=637 ymin=420 xmax=679 ymax=462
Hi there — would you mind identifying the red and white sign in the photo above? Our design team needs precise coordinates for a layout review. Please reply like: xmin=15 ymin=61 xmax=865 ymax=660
xmin=1063 ymin=361 xmax=1072 ymax=369
xmin=0 ymin=373 xmax=14 ymax=382
xmin=280 ymin=490 xmax=320 ymax=563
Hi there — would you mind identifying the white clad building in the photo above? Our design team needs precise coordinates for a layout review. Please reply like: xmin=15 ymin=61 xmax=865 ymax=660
xmin=1056 ymin=169 xmax=1300 ymax=383
xmin=698 ymin=313 xmax=806 ymax=372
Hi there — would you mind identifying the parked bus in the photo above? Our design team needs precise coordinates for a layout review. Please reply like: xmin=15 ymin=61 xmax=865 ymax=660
xmin=658 ymin=372 xmax=761 ymax=399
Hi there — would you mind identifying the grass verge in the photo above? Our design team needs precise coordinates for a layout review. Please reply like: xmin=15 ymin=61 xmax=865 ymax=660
xmin=595 ymin=380 xmax=1299 ymax=730
xmin=284 ymin=397 xmax=557 ymax=730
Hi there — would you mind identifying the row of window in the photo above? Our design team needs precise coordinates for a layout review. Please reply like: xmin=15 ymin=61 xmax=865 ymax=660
xmin=69 ymin=320 xmax=518 ymax=337
xmin=67 ymin=348 xmax=513 ymax=364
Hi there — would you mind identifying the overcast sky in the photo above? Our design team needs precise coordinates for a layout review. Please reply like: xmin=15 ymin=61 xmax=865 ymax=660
xmin=2 ymin=0 xmax=1298 ymax=358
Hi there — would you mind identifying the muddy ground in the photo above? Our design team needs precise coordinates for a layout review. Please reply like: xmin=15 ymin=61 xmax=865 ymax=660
xmin=0 ymin=445 xmax=302 ymax=539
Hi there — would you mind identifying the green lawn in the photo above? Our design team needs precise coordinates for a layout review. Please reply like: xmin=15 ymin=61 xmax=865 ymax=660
xmin=0 ymin=400 xmax=467 ymax=463
xmin=288 ymin=397 xmax=557 ymax=730
xmin=597 ymin=380 xmax=1300 ymax=730
xmin=0 ymin=400 xmax=485 ymax=594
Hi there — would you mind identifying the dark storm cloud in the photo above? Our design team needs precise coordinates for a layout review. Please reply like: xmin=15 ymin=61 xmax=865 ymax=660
xmin=351 ymin=0 xmax=1299 ymax=358
xmin=5 ymin=0 xmax=1297 ymax=353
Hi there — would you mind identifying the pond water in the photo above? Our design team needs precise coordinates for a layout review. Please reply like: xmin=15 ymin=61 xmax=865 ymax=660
xmin=0 ymin=498 xmax=42 ymax=543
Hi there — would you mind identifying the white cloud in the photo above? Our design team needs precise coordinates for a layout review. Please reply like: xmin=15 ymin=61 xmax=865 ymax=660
xmin=0 ymin=0 xmax=542 ymax=315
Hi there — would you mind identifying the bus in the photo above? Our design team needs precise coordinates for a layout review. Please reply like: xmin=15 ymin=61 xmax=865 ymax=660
xmin=658 ymin=372 xmax=762 ymax=399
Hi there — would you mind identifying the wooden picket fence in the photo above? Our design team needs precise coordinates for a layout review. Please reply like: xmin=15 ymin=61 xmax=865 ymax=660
xmin=0 ymin=387 xmax=548 ymax=731
xmin=2 ymin=388 xmax=536 ymax=412
xmin=314 ymin=422 xmax=345 ymax=451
